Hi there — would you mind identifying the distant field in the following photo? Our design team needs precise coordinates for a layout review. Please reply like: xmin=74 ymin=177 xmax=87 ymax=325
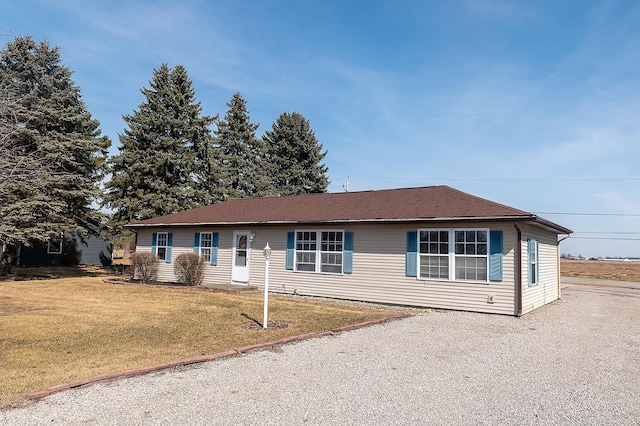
xmin=561 ymin=259 xmax=640 ymax=282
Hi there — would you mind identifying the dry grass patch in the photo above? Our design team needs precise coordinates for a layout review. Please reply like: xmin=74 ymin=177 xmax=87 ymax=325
xmin=561 ymin=259 xmax=640 ymax=282
xmin=0 ymin=277 xmax=398 ymax=409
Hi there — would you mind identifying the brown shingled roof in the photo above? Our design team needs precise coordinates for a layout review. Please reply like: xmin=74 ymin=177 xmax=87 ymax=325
xmin=127 ymin=185 xmax=572 ymax=233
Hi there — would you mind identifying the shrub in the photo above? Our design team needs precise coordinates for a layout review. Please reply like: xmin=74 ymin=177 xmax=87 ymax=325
xmin=60 ymin=238 xmax=81 ymax=266
xmin=174 ymin=253 xmax=205 ymax=286
xmin=130 ymin=252 xmax=158 ymax=284
xmin=99 ymin=249 xmax=113 ymax=267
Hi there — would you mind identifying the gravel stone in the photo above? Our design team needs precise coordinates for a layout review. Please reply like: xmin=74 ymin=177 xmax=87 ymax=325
xmin=1 ymin=283 xmax=639 ymax=425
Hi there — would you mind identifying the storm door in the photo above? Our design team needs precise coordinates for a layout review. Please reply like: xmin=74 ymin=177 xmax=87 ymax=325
xmin=231 ymin=231 xmax=251 ymax=283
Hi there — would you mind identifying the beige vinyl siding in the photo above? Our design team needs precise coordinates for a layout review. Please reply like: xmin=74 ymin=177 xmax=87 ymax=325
xmin=137 ymin=228 xmax=232 ymax=284
xmin=520 ymin=224 xmax=561 ymax=314
xmin=255 ymin=223 xmax=517 ymax=315
xmin=136 ymin=222 xmax=523 ymax=315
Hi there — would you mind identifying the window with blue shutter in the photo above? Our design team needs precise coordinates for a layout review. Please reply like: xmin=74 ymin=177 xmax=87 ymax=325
xmin=406 ymin=231 xmax=417 ymax=277
xmin=154 ymin=232 xmax=170 ymax=262
xmin=343 ymin=232 xmax=354 ymax=274
xmin=196 ymin=232 xmax=216 ymax=265
xmin=289 ymin=230 xmax=348 ymax=274
xmin=489 ymin=231 xmax=503 ymax=281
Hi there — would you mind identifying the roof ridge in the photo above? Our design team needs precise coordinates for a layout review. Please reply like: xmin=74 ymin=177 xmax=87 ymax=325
xmin=442 ymin=186 xmax=531 ymax=215
xmin=127 ymin=185 xmax=570 ymax=234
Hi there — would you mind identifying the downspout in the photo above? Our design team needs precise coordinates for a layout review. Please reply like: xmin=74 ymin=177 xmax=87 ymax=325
xmin=557 ymin=234 xmax=572 ymax=299
xmin=514 ymin=223 xmax=523 ymax=317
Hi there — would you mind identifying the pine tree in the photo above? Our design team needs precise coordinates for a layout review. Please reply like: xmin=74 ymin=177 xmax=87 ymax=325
xmin=263 ymin=112 xmax=329 ymax=195
xmin=104 ymin=64 xmax=216 ymax=236
xmin=0 ymin=36 xmax=110 ymax=274
xmin=216 ymin=93 xmax=271 ymax=200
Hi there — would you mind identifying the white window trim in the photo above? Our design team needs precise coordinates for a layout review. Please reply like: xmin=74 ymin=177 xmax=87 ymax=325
xmin=417 ymin=228 xmax=490 ymax=283
xmin=199 ymin=232 xmax=213 ymax=262
xmin=47 ymin=239 xmax=63 ymax=255
xmin=294 ymin=229 xmax=344 ymax=274
xmin=417 ymin=228 xmax=450 ymax=281
xmin=156 ymin=232 xmax=168 ymax=261
xmin=529 ymin=239 xmax=539 ymax=286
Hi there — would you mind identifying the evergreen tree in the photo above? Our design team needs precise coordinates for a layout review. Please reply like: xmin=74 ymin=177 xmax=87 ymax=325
xmin=0 ymin=36 xmax=110 ymax=274
xmin=104 ymin=64 xmax=216 ymax=236
xmin=216 ymin=92 xmax=271 ymax=199
xmin=263 ymin=112 xmax=329 ymax=195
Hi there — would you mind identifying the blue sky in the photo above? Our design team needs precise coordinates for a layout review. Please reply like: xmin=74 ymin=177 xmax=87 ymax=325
xmin=2 ymin=0 xmax=639 ymax=258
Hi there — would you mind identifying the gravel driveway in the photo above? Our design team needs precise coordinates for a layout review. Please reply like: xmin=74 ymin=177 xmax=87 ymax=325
xmin=2 ymin=283 xmax=639 ymax=425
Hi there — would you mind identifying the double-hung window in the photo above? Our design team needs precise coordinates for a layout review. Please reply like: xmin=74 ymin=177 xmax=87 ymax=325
xmin=295 ymin=230 xmax=344 ymax=274
xmin=419 ymin=230 xmax=449 ymax=279
xmin=199 ymin=232 xmax=212 ymax=262
xmin=156 ymin=232 xmax=168 ymax=261
xmin=528 ymin=239 xmax=539 ymax=286
xmin=321 ymin=231 xmax=343 ymax=273
xmin=296 ymin=231 xmax=317 ymax=272
xmin=454 ymin=230 xmax=488 ymax=281
xmin=417 ymin=228 xmax=489 ymax=282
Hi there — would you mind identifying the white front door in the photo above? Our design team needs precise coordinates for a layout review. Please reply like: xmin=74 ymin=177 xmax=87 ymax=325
xmin=231 ymin=231 xmax=251 ymax=283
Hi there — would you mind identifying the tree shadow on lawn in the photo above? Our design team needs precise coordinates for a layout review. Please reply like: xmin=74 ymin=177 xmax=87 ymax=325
xmin=0 ymin=265 xmax=112 ymax=282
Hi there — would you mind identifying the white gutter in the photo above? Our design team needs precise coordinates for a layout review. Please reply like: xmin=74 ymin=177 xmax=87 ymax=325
xmin=125 ymin=215 xmax=538 ymax=228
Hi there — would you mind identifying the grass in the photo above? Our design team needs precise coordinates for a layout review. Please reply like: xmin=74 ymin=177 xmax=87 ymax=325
xmin=0 ymin=275 xmax=398 ymax=409
xmin=561 ymin=259 xmax=640 ymax=282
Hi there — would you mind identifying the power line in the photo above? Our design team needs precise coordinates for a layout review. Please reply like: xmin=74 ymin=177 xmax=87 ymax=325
xmin=570 ymin=237 xmax=640 ymax=241
xmin=573 ymin=231 xmax=640 ymax=234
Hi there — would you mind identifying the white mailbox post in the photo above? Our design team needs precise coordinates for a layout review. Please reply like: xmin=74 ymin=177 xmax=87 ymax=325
xmin=262 ymin=243 xmax=271 ymax=329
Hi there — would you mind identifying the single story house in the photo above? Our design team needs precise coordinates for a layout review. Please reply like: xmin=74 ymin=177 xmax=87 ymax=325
xmin=127 ymin=186 xmax=572 ymax=316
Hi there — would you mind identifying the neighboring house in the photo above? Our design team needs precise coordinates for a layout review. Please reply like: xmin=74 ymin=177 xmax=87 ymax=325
xmin=18 ymin=234 xmax=112 ymax=266
xmin=126 ymin=186 xmax=572 ymax=316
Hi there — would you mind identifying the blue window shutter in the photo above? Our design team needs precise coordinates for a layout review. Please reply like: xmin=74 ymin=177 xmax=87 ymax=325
xmin=527 ymin=239 xmax=532 ymax=286
xmin=343 ymin=232 xmax=354 ymax=274
xmin=166 ymin=233 xmax=173 ymax=264
xmin=286 ymin=232 xmax=295 ymax=270
xmin=534 ymin=240 xmax=540 ymax=284
xmin=211 ymin=232 xmax=219 ymax=266
xmin=194 ymin=232 xmax=200 ymax=254
xmin=406 ymin=231 xmax=417 ymax=277
xmin=151 ymin=233 xmax=157 ymax=256
xmin=489 ymin=231 xmax=503 ymax=281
